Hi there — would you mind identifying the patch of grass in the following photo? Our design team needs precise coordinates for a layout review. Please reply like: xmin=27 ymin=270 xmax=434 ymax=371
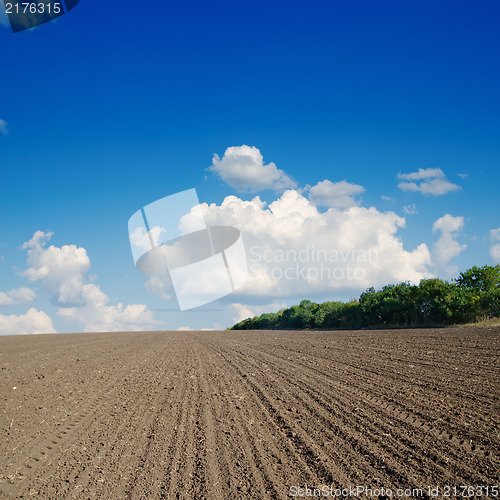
xmin=458 ymin=317 xmax=500 ymax=328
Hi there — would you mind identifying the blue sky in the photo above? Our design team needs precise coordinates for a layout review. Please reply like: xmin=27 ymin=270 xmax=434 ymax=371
xmin=1 ymin=0 xmax=499 ymax=333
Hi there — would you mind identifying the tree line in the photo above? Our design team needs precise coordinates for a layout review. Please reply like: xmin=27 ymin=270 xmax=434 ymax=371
xmin=230 ymin=265 xmax=500 ymax=330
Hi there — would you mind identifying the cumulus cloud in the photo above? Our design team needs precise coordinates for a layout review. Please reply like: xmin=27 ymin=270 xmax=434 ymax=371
xmin=0 ymin=287 xmax=36 ymax=306
xmin=399 ymin=178 xmax=461 ymax=196
xmin=433 ymin=213 xmax=465 ymax=236
xmin=22 ymin=231 xmax=90 ymax=306
xmin=185 ymin=190 xmax=432 ymax=301
xmin=0 ymin=308 xmax=56 ymax=335
xmin=490 ymin=228 xmax=500 ymax=264
xmin=0 ymin=119 xmax=8 ymax=135
xmin=57 ymin=283 xmax=159 ymax=332
xmin=432 ymin=214 xmax=466 ymax=276
xmin=308 ymin=180 xmax=365 ymax=209
xmin=208 ymin=145 xmax=296 ymax=192
xmin=20 ymin=231 xmax=160 ymax=332
xmin=397 ymin=168 xmax=461 ymax=196
xmin=398 ymin=168 xmax=445 ymax=181
xmin=129 ymin=225 xmax=166 ymax=252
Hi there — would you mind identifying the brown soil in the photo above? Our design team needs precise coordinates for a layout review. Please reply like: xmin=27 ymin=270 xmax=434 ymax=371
xmin=1 ymin=327 xmax=499 ymax=499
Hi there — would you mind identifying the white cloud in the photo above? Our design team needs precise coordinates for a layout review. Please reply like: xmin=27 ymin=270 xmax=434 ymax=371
xmin=176 ymin=326 xmax=193 ymax=331
xmin=0 ymin=287 xmax=36 ymax=306
xmin=0 ymin=308 xmax=56 ymax=335
xmin=0 ymin=119 xmax=8 ymax=135
xmin=129 ymin=225 xmax=166 ymax=252
xmin=192 ymin=190 xmax=432 ymax=300
xmin=433 ymin=213 xmax=465 ymax=234
xmin=432 ymin=214 xmax=466 ymax=276
xmin=381 ymin=195 xmax=395 ymax=202
xmin=22 ymin=231 xmax=90 ymax=306
xmin=57 ymin=283 xmax=160 ymax=332
xmin=208 ymin=145 xmax=296 ymax=192
xmin=21 ymin=231 xmax=160 ymax=332
xmin=398 ymin=167 xmax=445 ymax=181
xmin=397 ymin=168 xmax=461 ymax=196
xmin=399 ymin=178 xmax=461 ymax=196
xmin=308 ymin=179 xmax=365 ymax=209
xmin=490 ymin=228 xmax=500 ymax=264
xmin=403 ymin=204 xmax=418 ymax=215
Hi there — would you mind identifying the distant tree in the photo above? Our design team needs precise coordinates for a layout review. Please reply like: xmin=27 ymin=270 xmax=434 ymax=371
xmin=229 ymin=265 xmax=500 ymax=330
xmin=456 ymin=265 xmax=500 ymax=292
xmin=257 ymin=312 xmax=279 ymax=329
xmin=417 ymin=278 xmax=454 ymax=324
xmin=479 ymin=288 xmax=500 ymax=318
xmin=280 ymin=300 xmax=318 ymax=329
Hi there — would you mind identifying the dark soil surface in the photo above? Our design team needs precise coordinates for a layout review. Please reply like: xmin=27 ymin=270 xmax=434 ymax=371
xmin=1 ymin=327 xmax=499 ymax=499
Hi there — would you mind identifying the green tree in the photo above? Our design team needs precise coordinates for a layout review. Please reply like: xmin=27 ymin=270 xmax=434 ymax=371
xmin=456 ymin=265 xmax=500 ymax=292
xmin=230 ymin=265 xmax=500 ymax=330
xmin=417 ymin=278 xmax=453 ymax=324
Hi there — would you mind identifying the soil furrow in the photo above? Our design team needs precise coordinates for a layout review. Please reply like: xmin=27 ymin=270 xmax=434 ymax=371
xmin=0 ymin=327 xmax=498 ymax=499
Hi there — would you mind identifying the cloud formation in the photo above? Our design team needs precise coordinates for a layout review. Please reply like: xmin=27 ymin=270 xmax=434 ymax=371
xmin=432 ymin=214 xmax=466 ymax=276
xmin=398 ymin=168 xmax=461 ymax=196
xmin=490 ymin=228 xmax=500 ymax=264
xmin=398 ymin=168 xmax=445 ymax=181
xmin=57 ymin=283 xmax=159 ymax=332
xmin=0 ymin=308 xmax=56 ymax=335
xmin=185 ymin=190 xmax=432 ymax=301
xmin=22 ymin=231 xmax=90 ymax=306
xmin=208 ymin=145 xmax=296 ymax=192
xmin=308 ymin=179 xmax=365 ymax=209
xmin=129 ymin=225 xmax=166 ymax=252
xmin=19 ymin=231 xmax=160 ymax=333
xmin=0 ymin=287 xmax=36 ymax=306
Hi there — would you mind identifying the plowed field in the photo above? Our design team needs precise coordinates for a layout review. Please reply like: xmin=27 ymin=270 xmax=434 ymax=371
xmin=1 ymin=327 xmax=499 ymax=499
